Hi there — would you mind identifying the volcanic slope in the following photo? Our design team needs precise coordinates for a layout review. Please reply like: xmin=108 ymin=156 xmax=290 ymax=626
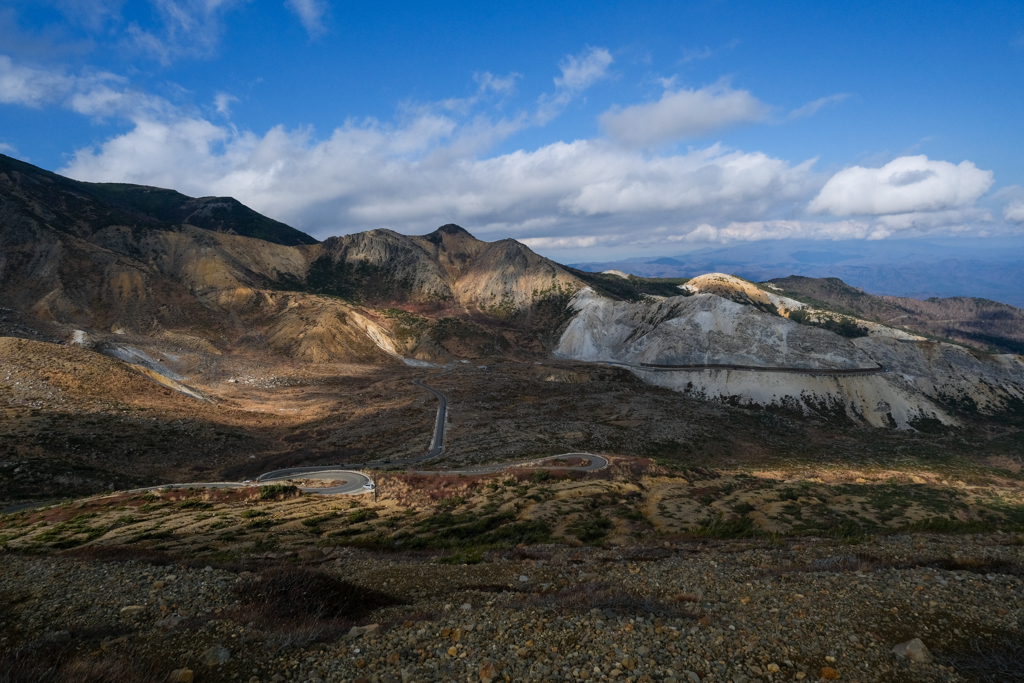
xmin=556 ymin=277 xmax=1024 ymax=428
xmin=0 ymin=155 xmax=587 ymax=364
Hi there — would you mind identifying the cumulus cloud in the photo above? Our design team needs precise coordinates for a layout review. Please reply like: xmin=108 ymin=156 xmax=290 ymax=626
xmin=809 ymin=155 xmax=994 ymax=216
xmin=600 ymin=80 xmax=767 ymax=147
xmin=60 ymin=113 xmax=817 ymax=242
xmin=286 ymin=0 xmax=329 ymax=37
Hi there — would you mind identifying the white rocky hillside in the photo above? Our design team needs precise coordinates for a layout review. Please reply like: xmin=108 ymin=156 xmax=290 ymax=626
xmin=554 ymin=282 xmax=1024 ymax=429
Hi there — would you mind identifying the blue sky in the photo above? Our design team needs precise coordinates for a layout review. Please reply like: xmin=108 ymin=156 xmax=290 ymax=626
xmin=1 ymin=0 xmax=1023 ymax=259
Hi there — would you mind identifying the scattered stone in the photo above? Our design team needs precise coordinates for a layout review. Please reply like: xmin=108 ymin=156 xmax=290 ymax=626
xmin=820 ymin=666 xmax=840 ymax=679
xmin=892 ymin=637 xmax=933 ymax=663
xmin=119 ymin=605 xmax=145 ymax=617
xmin=479 ymin=658 xmax=497 ymax=683
xmin=347 ymin=624 xmax=380 ymax=639
xmin=201 ymin=645 xmax=231 ymax=666
xmin=168 ymin=669 xmax=194 ymax=683
xmin=519 ymin=575 xmax=529 ymax=582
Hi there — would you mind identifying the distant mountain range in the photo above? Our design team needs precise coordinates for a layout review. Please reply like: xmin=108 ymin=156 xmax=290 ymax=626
xmin=571 ymin=238 xmax=1024 ymax=307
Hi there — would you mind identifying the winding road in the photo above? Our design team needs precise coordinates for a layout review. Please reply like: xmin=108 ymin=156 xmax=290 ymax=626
xmin=601 ymin=359 xmax=886 ymax=376
xmin=122 ymin=378 xmax=607 ymax=498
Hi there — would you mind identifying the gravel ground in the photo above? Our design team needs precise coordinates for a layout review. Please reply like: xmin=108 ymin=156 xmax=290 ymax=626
xmin=1 ymin=533 xmax=1022 ymax=683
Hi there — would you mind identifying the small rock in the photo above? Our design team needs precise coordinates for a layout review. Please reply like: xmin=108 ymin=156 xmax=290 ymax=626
xmin=450 ymin=628 xmax=463 ymax=642
xmin=893 ymin=637 xmax=933 ymax=663
xmin=684 ymin=672 xmax=701 ymax=683
xmin=479 ymin=658 xmax=497 ymax=683
xmin=119 ymin=606 xmax=145 ymax=618
xmin=201 ymin=645 xmax=231 ymax=666
xmin=460 ymin=602 xmax=472 ymax=611
xmin=347 ymin=624 xmax=380 ymax=639
xmin=168 ymin=669 xmax=194 ymax=683
xmin=519 ymin=575 xmax=529 ymax=582
xmin=447 ymin=646 xmax=458 ymax=657
xmin=153 ymin=580 xmax=166 ymax=589
xmin=819 ymin=667 xmax=840 ymax=680
xmin=767 ymin=663 xmax=780 ymax=673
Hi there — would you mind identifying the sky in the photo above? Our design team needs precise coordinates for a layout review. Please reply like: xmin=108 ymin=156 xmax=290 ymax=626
xmin=1 ymin=0 xmax=1023 ymax=261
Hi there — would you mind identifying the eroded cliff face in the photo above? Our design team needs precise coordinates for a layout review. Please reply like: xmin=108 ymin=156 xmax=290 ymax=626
xmin=555 ymin=288 xmax=1024 ymax=428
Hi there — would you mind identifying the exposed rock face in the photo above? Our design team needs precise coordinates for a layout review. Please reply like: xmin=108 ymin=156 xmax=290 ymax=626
xmin=556 ymin=288 xmax=1024 ymax=428
xmin=557 ymin=289 xmax=877 ymax=370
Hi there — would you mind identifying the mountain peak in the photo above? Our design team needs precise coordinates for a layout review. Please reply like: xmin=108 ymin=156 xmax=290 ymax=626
xmin=422 ymin=223 xmax=478 ymax=244
xmin=437 ymin=223 xmax=472 ymax=235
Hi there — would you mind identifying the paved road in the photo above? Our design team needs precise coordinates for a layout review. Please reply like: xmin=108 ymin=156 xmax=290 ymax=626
xmin=257 ymin=467 xmax=372 ymax=495
xmin=3 ymin=378 xmax=607 ymax=510
xmin=602 ymin=359 xmax=886 ymax=376
xmin=169 ymin=379 xmax=605 ymax=497
xmin=414 ymin=452 xmax=609 ymax=476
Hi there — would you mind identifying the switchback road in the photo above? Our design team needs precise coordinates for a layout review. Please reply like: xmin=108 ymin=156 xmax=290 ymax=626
xmin=105 ymin=378 xmax=608 ymax=500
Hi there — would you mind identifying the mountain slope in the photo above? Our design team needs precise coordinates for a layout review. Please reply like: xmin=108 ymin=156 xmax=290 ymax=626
xmin=0 ymin=156 xmax=598 ymax=365
xmin=0 ymin=154 xmax=317 ymax=246
xmin=767 ymin=276 xmax=1024 ymax=355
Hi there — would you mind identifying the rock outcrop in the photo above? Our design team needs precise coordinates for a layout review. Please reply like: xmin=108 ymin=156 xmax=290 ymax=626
xmin=556 ymin=288 xmax=1024 ymax=428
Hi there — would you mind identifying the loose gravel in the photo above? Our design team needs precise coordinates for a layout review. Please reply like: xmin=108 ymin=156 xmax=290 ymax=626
xmin=1 ymin=532 xmax=1022 ymax=683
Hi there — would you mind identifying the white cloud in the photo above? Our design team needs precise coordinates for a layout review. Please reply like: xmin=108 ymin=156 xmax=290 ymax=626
xmin=5 ymin=52 xmax=1007 ymax=257
xmin=0 ymin=55 xmax=73 ymax=106
xmin=788 ymin=93 xmax=850 ymax=119
xmin=667 ymin=220 xmax=878 ymax=244
xmin=1006 ymin=202 xmax=1024 ymax=223
xmin=285 ymin=0 xmax=329 ymax=37
xmin=214 ymin=91 xmax=237 ymax=115
xmin=599 ymin=80 xmax=767 ymax=147
xmin=555 ymin=47 xmax=613 ymax=92
xmin=536 ymin=47 xmax=613 ymax=124
xmin=60 ymin=113 xmax=818 ymax=243
xmin=125 ymin=0 xmax=249 ymax=64
xmin=520 ymin=235 xmax=610 ymax=250
xmin=0 ymin=55 xmax=167 ymax=119
xmin=808 ymin=155 xmax=994 ymax=216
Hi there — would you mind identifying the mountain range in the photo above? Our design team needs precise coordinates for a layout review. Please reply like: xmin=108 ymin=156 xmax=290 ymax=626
xmin=2 ymin=152 xmax=1023 ymax=432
